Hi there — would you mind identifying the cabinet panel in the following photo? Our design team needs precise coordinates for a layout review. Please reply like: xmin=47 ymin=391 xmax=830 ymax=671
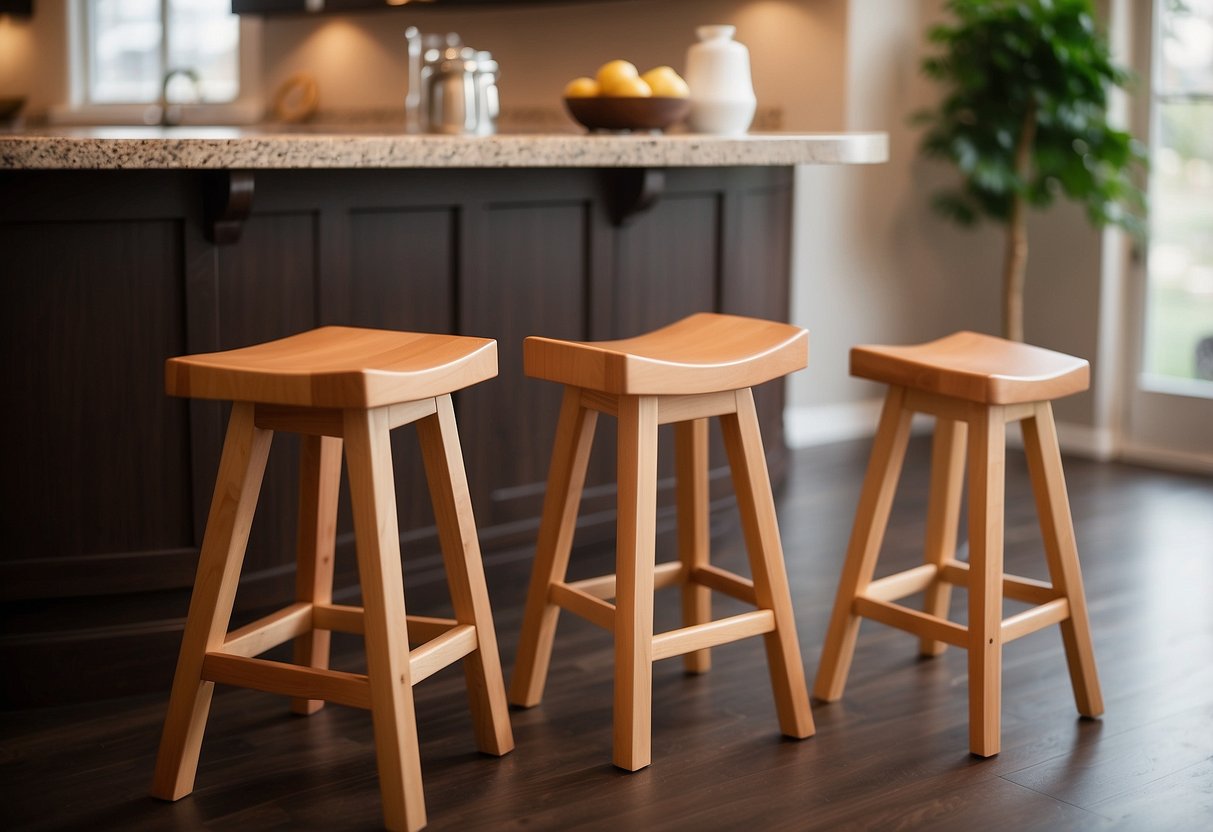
xmin=347 ymin=207 xmax=459 ymax=550
xmin=0 ymin=215 xmax=195 ymax=705
xmin=460 ymin=200 xmax=589 ymax=535
xmin=0 ymin=167 xmax=795 ymax=705
xmin=612 ymin=193 xmax=720 ymax=337
xmin=724 ymin=185 xmax=794 ymax=461
xmin=0 ymin=219 xmax=193 ymax=562
xmin=212 ymin=212 xmax=319 ymax=584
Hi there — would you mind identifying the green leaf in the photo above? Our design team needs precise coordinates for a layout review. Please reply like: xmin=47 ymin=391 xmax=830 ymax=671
xmin=914 ymin=0 xmax=1145 ymax=235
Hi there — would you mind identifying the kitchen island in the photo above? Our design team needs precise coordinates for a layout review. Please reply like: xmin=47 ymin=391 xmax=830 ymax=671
xmin=0 ymin=128 xmax=886 ymax=706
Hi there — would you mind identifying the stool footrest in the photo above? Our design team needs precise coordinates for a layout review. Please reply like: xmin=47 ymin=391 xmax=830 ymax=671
xmin=853 ymin=594 xmax=1074 ymax=647
xmin=852 ymin=597 xmax=970 ymax=648
xmin=408 ymin=624 xmax=479 ymax=684
xmin=203 ymin=622 xmax=478 ymax=704
xmin=938 ymin=561 xmax=1058 ymax=605
xmin=863 ymin=562 xmax=1060 ymax=607
xmin=311 ymin=604 xmax=460 ymax=645
xmin=690 ymin=565 xmax=757 ymax=606
xmin=202 ymin=653 xmax=372 ymax=709
xmin=564 ymin=561 xmax=684 ymax=600
xmin=222 ymin=602 xmax=313 ymax=658
xmin=1001 ymin=598 xmax=1071 ymax=643
xmin=863 ymin=565 xmax=938 ymax=603
xmin=651 ymin=610 xmax=776 ymax=661
xmin=549 ymin=582 xmax=617 ymax=631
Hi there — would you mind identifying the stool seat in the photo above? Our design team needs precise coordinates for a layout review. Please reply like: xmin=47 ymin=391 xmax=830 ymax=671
xmin=166 ymin=326 xmax=497 ymax=408
xmin=512 ymin=314 xmax=814 ymax=772
xmin=851 ymin=331 xmax=1089 ymax=405
xmin=152 ymin=326 xmax=513 ymax=832
xmin=523 ymin=313 xmax=807 ymax=395
xmin=816 ymin=331 xmax=1103 ymax=758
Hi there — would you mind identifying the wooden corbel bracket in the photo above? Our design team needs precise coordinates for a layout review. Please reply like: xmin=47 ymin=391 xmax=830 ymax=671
xmin=202 ymin=171 xmax=255 ymax=245
xmin=605 ymin=167 xmax=665 ymax=226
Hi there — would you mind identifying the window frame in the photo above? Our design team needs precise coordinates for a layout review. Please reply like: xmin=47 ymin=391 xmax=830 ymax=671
xmin=51 ymin=0 xmax=263 ymax=125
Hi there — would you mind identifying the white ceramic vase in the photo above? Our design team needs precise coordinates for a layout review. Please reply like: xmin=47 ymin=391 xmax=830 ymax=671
xmin=684 ymin=25 xmax=756 ymax=135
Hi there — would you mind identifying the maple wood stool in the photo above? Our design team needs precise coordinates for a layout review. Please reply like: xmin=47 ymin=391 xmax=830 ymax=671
xmin=150 ymin=326 xmax=514 ymax=832
xmin=509 ymin=313 xmax=816 ymax=771
xmin=813 ymin=331 xmax=1104 ymax=757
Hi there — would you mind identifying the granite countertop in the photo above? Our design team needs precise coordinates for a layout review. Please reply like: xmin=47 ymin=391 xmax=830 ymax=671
xmin=0 ymin=126 xmax=888 ymax=170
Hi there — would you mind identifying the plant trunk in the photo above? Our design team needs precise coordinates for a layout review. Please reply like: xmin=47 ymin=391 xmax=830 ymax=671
xmin=1002 ymin=101 xmax=1037 ymax=342
xmin=1003 ymin=196 xmax=1028 ymax=342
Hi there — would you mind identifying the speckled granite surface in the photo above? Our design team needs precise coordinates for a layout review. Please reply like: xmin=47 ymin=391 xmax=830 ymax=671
xmin=0 ymin=128 xmax=887 ymax=170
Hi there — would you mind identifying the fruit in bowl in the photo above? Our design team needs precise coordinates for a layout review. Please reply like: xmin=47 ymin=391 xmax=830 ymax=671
xmin=564 ymin=60 xmax=691 ymax=132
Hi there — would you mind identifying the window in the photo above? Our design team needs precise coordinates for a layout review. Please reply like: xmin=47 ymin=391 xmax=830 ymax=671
xmin=85 ymin=0 xmax=240 ymax=104
xmin=1143 ymin=0 xmax=1213 ymax=391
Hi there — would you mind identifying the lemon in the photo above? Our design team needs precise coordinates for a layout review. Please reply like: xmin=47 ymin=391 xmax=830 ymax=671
xmin=596 ymin=60 xmax=640 ymax=95
xmin=564 ymin=77 xmax=600 ymax=98
xmin=642 ymin=67 xmax=690 ymax=98
xmin=605 ymin=76 xmax=652 ymax=98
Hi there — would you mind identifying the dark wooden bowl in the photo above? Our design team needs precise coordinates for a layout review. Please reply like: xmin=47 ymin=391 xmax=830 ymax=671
xmin=564 ymin=96 xmax=691 ymax=132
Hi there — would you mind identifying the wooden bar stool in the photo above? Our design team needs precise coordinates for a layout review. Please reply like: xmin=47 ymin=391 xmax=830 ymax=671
xmin=814 ymin=331 xmax=1104 ymax=757
xmin=510 ymin=313 xmax=816 ymax=771
xmin=150 ymin=326 xmax=514 ymax=832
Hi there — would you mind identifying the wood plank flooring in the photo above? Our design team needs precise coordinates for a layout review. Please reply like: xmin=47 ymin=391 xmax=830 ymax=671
xmin=2 ymin=437 xmax=1210 ymax=831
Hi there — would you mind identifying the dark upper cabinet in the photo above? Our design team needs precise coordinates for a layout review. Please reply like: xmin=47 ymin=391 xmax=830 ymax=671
xmin=0 ymin=164 xmax=793 ymax=708
xmin=0 ymin=0 xmax=33 ymax=16
xmin=232 ymin=0 xmax=629 ymax=16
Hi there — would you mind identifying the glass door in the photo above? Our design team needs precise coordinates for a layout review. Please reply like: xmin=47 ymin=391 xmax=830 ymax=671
xmin=1123 ymin=0 xmax=1213 ymax=469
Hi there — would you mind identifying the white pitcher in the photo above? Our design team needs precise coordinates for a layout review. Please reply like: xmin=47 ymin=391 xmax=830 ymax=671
xmin=685 ymin=25 xmax=756 ymax=135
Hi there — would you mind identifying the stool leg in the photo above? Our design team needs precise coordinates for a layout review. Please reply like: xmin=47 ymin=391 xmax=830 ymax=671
xmin=1022 ymin=402 xmax=1104 ymax=718
xmin=814 ymin=387 xmax=914 ymax=701
xmin=967 ymin=406 xmax=1006 ymax=757
xmin=510 ymin=387 xmax=599 ymax=707
xmin=344 ymin=407 xmax=426 ymax=832
xmin=613 ymin=394 xmax=659 ymax=771
xmin=152 ymin=402 xmax=272 ymax=800
xmin=417 ymin=395 xmax=515 ymax=756
xmin=291 ymin=434 xmax=342 ymax=716
xmin=920 ymin=418 xmax=967 ymax=657
xmin=675 ymin=418 xmax=712 ymax=674
xmin=721 ymin=388 xmax=815 ymax=739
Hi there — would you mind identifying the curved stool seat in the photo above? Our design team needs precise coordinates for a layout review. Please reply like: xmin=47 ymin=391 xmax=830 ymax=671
xmin=851 ymin=330 xmax=1089 ymax=405
xmin=167 ymin=325 xmax=497 ymax=408
xmin=524 ymin=312 xmax=807 ymax=395
xmin=815 ymin=331 xmax=1103 ymax=758
xmin=512 ymin=313 xmax=815 ymax=772
xmin=152 ymin=326 xmax=513 ymax=832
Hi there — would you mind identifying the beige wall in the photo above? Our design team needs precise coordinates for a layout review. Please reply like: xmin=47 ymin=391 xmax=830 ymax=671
xmin=788 ymin=0 xmax=1105 ymax=442
xmin=260 ymin=0 xmax=847 ymax=129
xmin=4 ymin=0 xmax=1113 ymax=440
xmin=0 ymin=2 xmax=68 ymax=112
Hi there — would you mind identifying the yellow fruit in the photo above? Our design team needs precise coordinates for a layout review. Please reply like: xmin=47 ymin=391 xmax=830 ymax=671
xmin=640 ymin=66 xmax=677 ymax=84
xmin=605 ymin=76 xmax=652 ymax=98
xmin=596 ymin=59 xmax=640 ymax=94
xmin=643 ymin=68 xmax=690 ymax=98
xmin=564 ymin=77 xmax=600 ymax=98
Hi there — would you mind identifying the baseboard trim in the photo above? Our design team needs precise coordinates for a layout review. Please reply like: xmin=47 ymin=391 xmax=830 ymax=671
xmin=1117 ymin=442 xmax=1213 ymax=476
xmin=785 ymin=399 xmax=929 ymax=449
xmin=786 ymin=401 xmax=1120 ymax=463
xmin=1005 ymin=421 xmax=1118 ymax=462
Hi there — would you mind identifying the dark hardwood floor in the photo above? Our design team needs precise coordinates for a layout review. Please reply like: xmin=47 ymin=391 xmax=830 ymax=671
xmin=2 ymin=437 xmax=1211 ymax=831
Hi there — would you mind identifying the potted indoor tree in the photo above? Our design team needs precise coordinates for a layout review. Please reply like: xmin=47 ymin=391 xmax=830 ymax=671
xmin=917 ymin=0 xmax=1146 ymax=342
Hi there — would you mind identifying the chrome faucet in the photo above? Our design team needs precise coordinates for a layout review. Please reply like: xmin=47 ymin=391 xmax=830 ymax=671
xmin=160 ymin=68 xmax=202 ymax=126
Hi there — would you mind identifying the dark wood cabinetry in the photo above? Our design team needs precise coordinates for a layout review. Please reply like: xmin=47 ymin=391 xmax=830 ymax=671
xmin=230 ymin=0 xmax=627 ymax=17
xmin=0 ymin=165 xmax=793 ymax=707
